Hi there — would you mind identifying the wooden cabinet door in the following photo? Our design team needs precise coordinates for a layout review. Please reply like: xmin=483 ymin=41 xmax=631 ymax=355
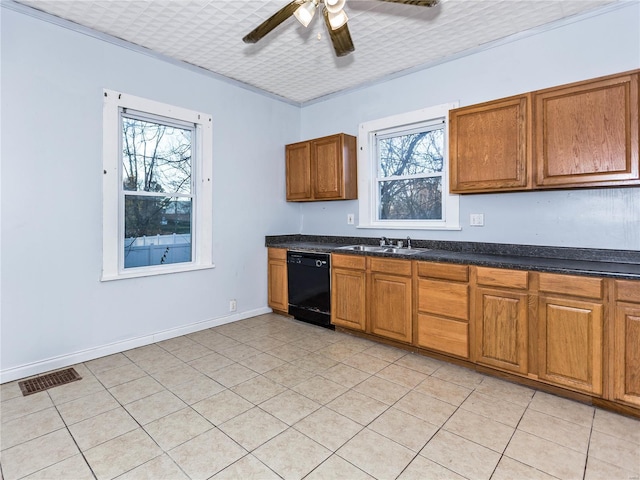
xmin=534 ymin=72 xmax=639 ymax=188
xmin=331 ymin=267 xmax=366 ymax=331
xmin=538 ymin=295 xmax=603 ymax=395
xmin=286 ymin=134 xmax=356 ymax=202
xmin=286 ymin=142 xmax=311 ymax=200
xmin=312 ymin=135 xmax=343 ymax=199
xmin=369 ymin=272 xmax=412 ymax=343
xmin=475 ymin=288 xmax=528 ymax=374
xmin=267 ymin=249 xmax=288 ymax=313
xmin=450 ymin=94 xmax=531 ymax=193
xmin=613 ymin=304 xmax=640 ymax=407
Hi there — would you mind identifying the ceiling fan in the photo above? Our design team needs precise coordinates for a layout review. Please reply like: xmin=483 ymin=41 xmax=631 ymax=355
xmin=243 ymin=0 xmax=439 ymax=57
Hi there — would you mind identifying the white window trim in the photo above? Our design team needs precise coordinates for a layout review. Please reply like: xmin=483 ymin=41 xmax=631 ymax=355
xmin=102 ymin=89 xmax=214 ymax=281
xmin=357 ymin=103 xmax=461 ymax=231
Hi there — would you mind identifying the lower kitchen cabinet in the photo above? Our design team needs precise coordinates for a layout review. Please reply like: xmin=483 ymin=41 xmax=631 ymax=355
xmin=268 ymin=248 xmax=640 ymax=416
xmin=267 ymin=248 xmax=288 ymax=313
xmin=368 ymin=257 xmax=413 ymax=343
xmin=613 ymin=280 xmax=640 ymax=407
xmin=474 ymin=267 xmax=529 ymax=374
xmin=537 ymin=273 xmax=604 ymax=395
xmin=416 ymin=262 xmax=470 ymax=358
xmin=331 ymin=254 xmax=366 ymax=331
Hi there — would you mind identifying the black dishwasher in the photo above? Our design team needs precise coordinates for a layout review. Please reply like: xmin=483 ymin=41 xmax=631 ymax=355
xmin=287 ymin=251 xmax=332 ymax=329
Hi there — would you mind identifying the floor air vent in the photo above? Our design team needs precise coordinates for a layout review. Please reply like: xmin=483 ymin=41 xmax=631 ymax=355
xmin=18 ymin=368 xmax=82 ymax=396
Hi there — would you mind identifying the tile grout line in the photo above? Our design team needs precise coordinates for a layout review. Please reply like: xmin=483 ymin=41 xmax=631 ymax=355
xmin=487 ymin=387 xmax=532 ymax=480
xmin=46 ymin=388 xmax=98 ymax=480
xmin=84 ymin=355 xmax=202 ymax=480
xmin=582 ymin=408 xmax=596 ymax=480
xmin=4 ymin=315 xmax=639 ymax=480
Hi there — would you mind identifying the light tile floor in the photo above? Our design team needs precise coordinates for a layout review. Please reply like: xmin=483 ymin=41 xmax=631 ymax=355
xmin=1 ymin=313 xmax=639 ymax=480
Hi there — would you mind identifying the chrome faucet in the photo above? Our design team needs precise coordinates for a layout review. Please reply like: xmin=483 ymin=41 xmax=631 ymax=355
xmin=406 ymin=236 xmax=412 ymax=249
xmin=380 ymin=236 xmax=389 ymax=246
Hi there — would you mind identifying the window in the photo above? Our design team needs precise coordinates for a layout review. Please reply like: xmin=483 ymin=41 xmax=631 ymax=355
xmin=102 ymin=90 xmax=213 ymax=280
xmin=358 ymin=104 xmax=460 ymax=230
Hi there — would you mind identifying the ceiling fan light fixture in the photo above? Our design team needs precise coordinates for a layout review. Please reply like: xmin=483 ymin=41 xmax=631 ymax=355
xmin=324 ymin=0 xmax=346 ymax=14
xmin=327 ymin=9 xmax=348 ymax=30
xmin=294 ymin=0 xmax=318 ymax=27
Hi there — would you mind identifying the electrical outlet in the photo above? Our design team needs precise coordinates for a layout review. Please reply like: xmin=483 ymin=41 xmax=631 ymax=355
xmin=229 ymin=299 xmax=237 ymax=312
xmin=347 ymin=213 xmax=355 ymax=225
xmin=470 ymin=213 xmax=485 ymax=226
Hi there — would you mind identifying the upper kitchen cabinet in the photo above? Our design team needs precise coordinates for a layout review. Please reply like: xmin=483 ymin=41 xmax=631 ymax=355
xmin=450 ymin=94 xmax=532 ymax=193
xmin=534 ymin=71 xmax=640 ymax=188
xmin=285 ymin=141 xmax=312 ymax=200
xmin=449 ymin=69 xmax=640 ymax=194
xmin=285 ymin=133 xmax=357 ymax=202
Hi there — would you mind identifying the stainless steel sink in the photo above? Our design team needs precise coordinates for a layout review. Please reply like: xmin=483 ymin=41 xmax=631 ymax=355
xmin=337 ymin=245 xmax=428 ymax=255
xmin=337 ymin=245 xmax=383 ymax=252
xmin=378 ymin=247 xmax=424 ymax=255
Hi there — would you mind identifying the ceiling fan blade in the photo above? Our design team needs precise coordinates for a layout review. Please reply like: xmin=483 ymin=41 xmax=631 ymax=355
xmin=376 ymin=0 xmax=439 ymax=6
xmin=323 ymin=8 xmax=355 ymax=57
xmin=243 ymin=1 xmax=303 ymax=44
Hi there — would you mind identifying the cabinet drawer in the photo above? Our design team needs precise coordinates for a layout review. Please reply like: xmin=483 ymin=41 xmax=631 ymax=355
xmin=417 ymin=262 xmax=469 ymax=282
xmin=539 ymin=273 xmax=603 ymax=299
xmin=268 ymin=248 xmax=287 ymax=260
xmin=476 ymin=267 xmax=528 ymax=290
xmin=615 ymin=279 xmax=640 ymax=303
xmin=332 ymin=253 xmax=366 ymax=270
xmin=417 ymin=279 xmax=469 ymax=321
xmin=417 ymin=314 xmax=469 ymax=358
xmin=368 ymin=257 xmax=412 ymax=276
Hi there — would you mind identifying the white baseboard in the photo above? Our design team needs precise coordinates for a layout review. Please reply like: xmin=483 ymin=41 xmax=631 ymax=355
xmin=0 ymin=307 xmax=271 ymax=384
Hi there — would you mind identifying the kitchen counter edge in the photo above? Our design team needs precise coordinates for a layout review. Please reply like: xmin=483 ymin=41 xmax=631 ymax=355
xmin=265 ymin=235 xmax=640 ymax=280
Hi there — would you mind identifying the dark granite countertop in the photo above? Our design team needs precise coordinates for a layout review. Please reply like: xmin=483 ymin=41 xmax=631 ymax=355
xmin=265 ymin=235 xmax=640 ymax=280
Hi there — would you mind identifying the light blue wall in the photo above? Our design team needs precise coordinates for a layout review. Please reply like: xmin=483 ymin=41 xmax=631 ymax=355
xmin=298 ymin=3 xmax=640 ymax=250
xmin=0 ymin=7 xmax=301 ymax=380
xmin=2 ymin=2 xmax=640 ymax=380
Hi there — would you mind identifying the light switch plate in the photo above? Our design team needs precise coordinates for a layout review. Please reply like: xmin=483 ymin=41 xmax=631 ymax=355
xmin=470 ymin=213 xmax=484 ymax=226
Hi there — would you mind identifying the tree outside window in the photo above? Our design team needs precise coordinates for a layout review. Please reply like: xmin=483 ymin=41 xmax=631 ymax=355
xmin=121 ymin=114 xmax=194 ymax=268
xmin=357 ymin=103 xmax=459 ymax=231
xmin=102 ymin=89 xmax=213 ymax=281
xmin=377 ymin=127 xmax=444 ymax=221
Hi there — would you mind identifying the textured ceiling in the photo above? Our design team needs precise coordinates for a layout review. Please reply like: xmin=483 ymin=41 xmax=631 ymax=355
xmin=13 ymin=0 xmax=621 ymax=104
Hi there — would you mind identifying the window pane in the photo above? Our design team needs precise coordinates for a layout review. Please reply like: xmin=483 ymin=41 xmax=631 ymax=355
xmin=122 ymin=116 xmax=192 ymax=194
xmin=378 ymin=129 xmax=444 ymax=178
xmin=124 ymin=195 xmax=192 ymax=268
xmin=378 ymin=177 xmax=442 ymax=220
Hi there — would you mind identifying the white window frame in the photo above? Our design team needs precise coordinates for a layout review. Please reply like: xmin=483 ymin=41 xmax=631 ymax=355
xmin=357 ymin=103 xmax=460 ymax=230
xmin=102 ymin=89 xmax=214 ymax=281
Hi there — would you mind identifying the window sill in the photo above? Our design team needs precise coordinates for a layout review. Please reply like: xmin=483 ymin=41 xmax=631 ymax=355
xmin=101 ymin=262 xmax=215 ymax=282
xmin=357 ymin=223 xmax=461 ymax=231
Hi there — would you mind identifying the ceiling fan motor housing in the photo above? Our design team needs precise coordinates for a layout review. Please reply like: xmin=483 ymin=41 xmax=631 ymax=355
xmin=243 ymin=0 xmax=440 ymax=57
xmin=324 ymin=0 xmax=346 ymax=14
